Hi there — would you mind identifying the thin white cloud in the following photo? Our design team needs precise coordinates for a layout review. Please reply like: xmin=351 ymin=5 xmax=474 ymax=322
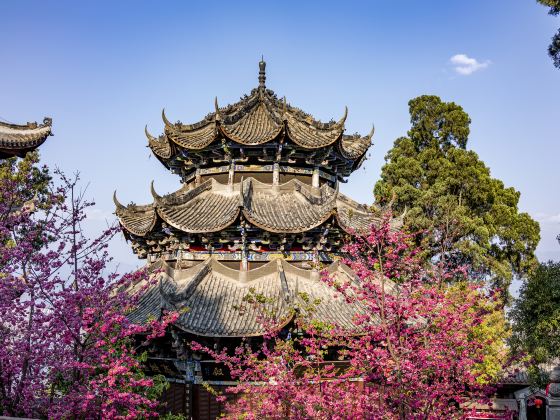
xmin=450 ymin=54 xmax=490 ymax=75
xmin=534 ymin=212 xmax=560 ymax=224
xmin=85 ymin=207 xmax=114 ymax=221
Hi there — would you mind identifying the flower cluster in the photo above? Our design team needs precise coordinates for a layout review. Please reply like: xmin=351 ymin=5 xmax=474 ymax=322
xmin=0 ymin=156 xmax=172 ymax=418
xmin=192 ymin=217 xmax=500 ymax=419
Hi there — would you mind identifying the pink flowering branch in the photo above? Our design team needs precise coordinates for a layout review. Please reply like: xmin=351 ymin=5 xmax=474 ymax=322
xmin=191 ymin=215 xmax=499 ymax=419
xmin=0 ymin=157 xmax=175 ymax=419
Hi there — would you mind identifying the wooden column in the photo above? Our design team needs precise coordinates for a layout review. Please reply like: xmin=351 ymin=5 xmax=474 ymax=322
xmin=240 ymin=225 xmax=248 ymax=272
xmin=228 ymin=160 xmax=235 ymax=185
xmin=312 ymin=167 xmax=320 ymax=188
xmin=228 ymin=161 xmax=235 ymax=190
xmin=273 ymin=162 xmax=280 ymax=186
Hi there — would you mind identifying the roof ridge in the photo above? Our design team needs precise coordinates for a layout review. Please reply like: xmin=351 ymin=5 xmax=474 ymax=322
xmin=0 ymin=117 xmax=52 ymax=130
xmin=155 ymin=178 xmax=213 ymax=206
xmin=208 ymin=257 xmax=281 ymax=284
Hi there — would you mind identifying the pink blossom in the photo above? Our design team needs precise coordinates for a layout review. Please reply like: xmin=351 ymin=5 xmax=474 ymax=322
xmin=0 ymin=164 xmax=174 ymax=419
xmin=192 ymin=217 xmax=498 ymax=419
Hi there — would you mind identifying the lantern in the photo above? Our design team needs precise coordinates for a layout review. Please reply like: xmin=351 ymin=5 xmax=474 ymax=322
xmin=534 ymin=398 xmax=543 ymax=409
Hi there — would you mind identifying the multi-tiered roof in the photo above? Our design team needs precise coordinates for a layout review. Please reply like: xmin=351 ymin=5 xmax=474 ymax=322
xmin=115 ymin=61 xmax=393 ymax=337
xmin=0 ymin=118 xmax=52 ymax=158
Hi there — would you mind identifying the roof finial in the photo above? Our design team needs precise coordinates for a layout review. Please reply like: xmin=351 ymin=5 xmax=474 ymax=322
xmin=258 ymin=56 xmax=266 ymax=89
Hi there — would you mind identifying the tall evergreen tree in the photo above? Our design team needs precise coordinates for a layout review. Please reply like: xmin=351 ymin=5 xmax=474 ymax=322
xmin=374 ymin=95 xmax=540 ymax=297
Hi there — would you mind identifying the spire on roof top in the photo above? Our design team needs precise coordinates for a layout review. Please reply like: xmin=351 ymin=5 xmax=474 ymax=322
xmin=258 ymin=56 xmax=266 ymax=89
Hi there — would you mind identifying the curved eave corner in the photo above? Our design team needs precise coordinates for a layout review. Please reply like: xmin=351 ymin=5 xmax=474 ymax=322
xmin=0 ymin=117 xmax=53 ymax=158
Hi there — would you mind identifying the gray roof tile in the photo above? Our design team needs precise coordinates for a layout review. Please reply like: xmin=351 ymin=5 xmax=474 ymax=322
xmin=115 ymin=177 xmax=394 ymax=237
xmin=129 ymin=258 xmax=369 ymax=337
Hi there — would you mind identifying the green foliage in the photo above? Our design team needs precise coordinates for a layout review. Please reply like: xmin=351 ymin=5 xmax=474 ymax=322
xmin=374 ymin=95 xmax=540 ymax=297
xmin=537 ymin=0 xmax=560 ymax=16
xmin=549 ymin=28 xmax=560 ymax=68
xmin=0 ymin=151 xmax=52 ymax=216
xmin=446 ymin=282 xmax=510 ymax=384
xmin=510 ymin=261 xmax=560 ymax=380
xmin=0 ymin=152 xmax=53 ymax=258
xmin=147 ymin=374 xmax=172 ymax=404
xmin=536 ymin=0 xmax=560 ymax=68
xmin=160 ymin=412 xmax=188 ymax=420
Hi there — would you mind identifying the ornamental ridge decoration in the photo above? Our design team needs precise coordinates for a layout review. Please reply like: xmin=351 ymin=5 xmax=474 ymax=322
xmin=145 ymin=61 xmax=374 ymax=179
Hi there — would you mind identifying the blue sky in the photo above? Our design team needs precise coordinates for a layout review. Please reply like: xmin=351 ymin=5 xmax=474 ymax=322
xmin=2 ymin=0 xmax=559 ymax=273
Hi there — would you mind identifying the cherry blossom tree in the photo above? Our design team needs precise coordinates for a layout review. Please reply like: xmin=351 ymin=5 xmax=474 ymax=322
xmin=192 ymin=218 xmax=501 ymax=419
xmin=0 ymin=153 xmax=174 ymax=419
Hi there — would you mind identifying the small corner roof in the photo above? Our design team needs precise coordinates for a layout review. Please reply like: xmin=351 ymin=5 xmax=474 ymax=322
xmin=0 ymin=117 xmax=52 ymax=158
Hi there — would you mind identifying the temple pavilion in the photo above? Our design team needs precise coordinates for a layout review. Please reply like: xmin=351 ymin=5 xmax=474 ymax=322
xmin=114 ymin=60 xmax=394 ymax=418
xmin=0 ymin=117 xmax=52 ymax=159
